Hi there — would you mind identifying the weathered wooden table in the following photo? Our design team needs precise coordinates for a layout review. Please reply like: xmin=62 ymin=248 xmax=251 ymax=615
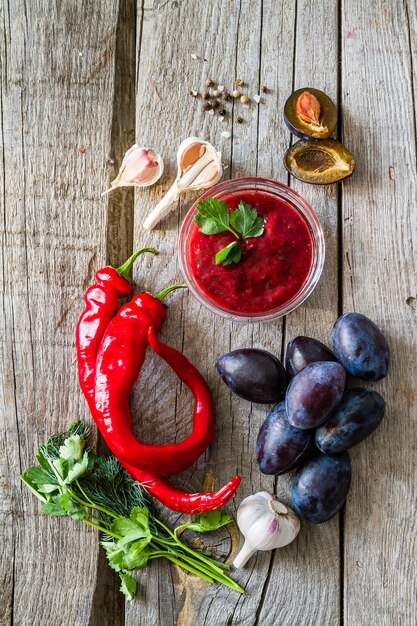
xmin=1 ymin=1 xmax=416 ymax=624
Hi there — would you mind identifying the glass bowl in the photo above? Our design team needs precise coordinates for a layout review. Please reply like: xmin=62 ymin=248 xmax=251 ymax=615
xmin=178 ymin=177 xmax=325 ymax=322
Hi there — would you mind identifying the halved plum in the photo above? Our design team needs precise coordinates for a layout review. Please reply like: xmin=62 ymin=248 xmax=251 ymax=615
xmin=284 ymin=138 xmax=355 ymax=185
xmin=284 ymin=88 xmax=337 ymax=140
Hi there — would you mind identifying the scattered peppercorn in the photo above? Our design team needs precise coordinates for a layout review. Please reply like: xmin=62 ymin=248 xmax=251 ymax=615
xmin=192 ymin=76 xmax=267 ymax=123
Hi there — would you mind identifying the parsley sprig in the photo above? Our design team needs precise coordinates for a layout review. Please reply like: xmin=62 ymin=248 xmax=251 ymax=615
xmin=195 ymin=197 xmax=264 ymax=265
xmin=21 ymin=420 xmax=244 ymax=601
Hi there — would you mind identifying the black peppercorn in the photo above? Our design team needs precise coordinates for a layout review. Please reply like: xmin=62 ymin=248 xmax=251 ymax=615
xmin=203 ymin=102 xmax=212 ymax=111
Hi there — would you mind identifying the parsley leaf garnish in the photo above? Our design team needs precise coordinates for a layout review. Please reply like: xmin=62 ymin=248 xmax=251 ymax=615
xmin=194 ymin=197 xmax=237 ymax=236
xmin=230 ymin=201 xmax=264 ymax=238
xmin=195 ymin=197 xmax=264 ymax=265
xmin=215 ymin=241 xmax=242 ymax=266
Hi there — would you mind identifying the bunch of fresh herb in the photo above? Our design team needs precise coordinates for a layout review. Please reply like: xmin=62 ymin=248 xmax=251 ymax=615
xmin=21 ymin=420 xmax=244 ymax=600
xmin=195 ymin=197 xmax=265 ymax=265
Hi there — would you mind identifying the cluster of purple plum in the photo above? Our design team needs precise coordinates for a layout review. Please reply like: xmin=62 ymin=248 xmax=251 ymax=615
xmin=216 ymin=312 xmax=390 ymax=524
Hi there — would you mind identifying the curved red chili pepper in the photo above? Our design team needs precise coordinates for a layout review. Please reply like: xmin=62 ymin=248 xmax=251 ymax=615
xmin=94 ymin=293 xmax=215 ymax=474
xmin=76 ymin=254 xmax=240 ymax=512
xmin=120 ymin=463 xmax=241 ymax=514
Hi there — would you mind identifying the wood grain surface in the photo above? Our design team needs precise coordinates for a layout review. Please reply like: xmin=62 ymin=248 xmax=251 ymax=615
xmin=0 ymin=1 xmax=120 ymax=624
xmin=1 ymin=0 xmax=416 ymax=625
xmin=341 ymin=1 xmax=417 ymax=624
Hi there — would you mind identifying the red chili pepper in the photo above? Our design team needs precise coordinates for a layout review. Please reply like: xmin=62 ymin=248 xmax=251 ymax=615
xmin=119 ymin=462 xmax=241 ymax=514
xmin=76 ymin=247 xmax=157 ymax=407
xmin=93 ymin=292 xmax=215 ymax=474
xmin=76 ymin=253 xmax=240 ymax=513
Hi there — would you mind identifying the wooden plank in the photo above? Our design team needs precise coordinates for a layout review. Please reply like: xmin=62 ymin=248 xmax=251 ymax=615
xmin=129 ymin=1 xmax=340 ymax=625
xmin=254 ymin=1 xmax=342 ymax=624
xmin=0 ymin=1 xmax=120 ymax=624
xmin=341 ymin=1 xmax=417 ymax=624
xmin=91 ymin=1 xmax=137 ymax=623
xmin=128 ymin=2 xmax=244 ymax=623
xmin=181 ymin=1 xmax=289 ymax=622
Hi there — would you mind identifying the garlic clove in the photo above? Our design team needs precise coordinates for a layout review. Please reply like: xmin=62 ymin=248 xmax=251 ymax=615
xmin=143 ymin=137 xmax=222 ymax=231
xmin=102 ymin=145 xmax=163 ymax=195
xmin=233 ymin=491 xmax=300 ymax=569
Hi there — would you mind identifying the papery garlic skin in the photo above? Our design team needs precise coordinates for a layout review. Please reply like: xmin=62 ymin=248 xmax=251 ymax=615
xmin=102 ymin=145 xmax=163 ymax=195
xmin=233 ymin=491 xmax=300 ymax=569
xmin=143 ymin=137 xmax=222 ymax=231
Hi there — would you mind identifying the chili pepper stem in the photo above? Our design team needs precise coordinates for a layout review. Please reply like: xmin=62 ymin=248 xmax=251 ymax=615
xmin=155 ymin=284 xmax=187 ymax=301
xmin=116 ymin=247 xmax=158 ymax=282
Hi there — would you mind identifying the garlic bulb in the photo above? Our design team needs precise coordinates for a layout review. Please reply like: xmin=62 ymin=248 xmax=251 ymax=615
xmin=143 ymin=137 xmax=222 ymax=230
xmin=102 ymin=145 xmax=163 ymax=195
xmin=233 ymin=491 xmax=300 ymax=569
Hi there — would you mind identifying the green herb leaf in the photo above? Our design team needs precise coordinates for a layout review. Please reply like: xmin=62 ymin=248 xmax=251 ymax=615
xmin=59 ymin=435 xmax=84 ymax=461
xmin=119 ymin=573 xmax=137 ymax=601
xmin=36 ymin=448 xmax=52 ymax=471
xmin=41 ymin=495 xmax=67 ymax=516
xmin=122 ymin=541 xmax=152 ymax=570
xmin=59 ymin=493 xmax=87 ymax=520
xmin=111 ymin=508 xmax=151 ymax=546
xmin=38 ymin=482 xmax=61 ymax=495
xmin=21 ymin=466 xmax=56 ymax=489
xmin=130 ymin=507 xmax=150 ymax=529
xmin=52 ymin=457 xmax=68 ymax=480
xmin=230 ymin=201 xmax=264 ymax=239
xmin=101 ymin=541 xmax=126 ymax=572
xmin=194 ymin=198 xmax=233 ymax=235
xmin=21 ymin=466 xmax=58 ymax=501
xmin=215 ymin=241 xmax=242 ymax=266
xmin=180 ymin=510 xmax=233 ymax=534
xmin=20 ymin=471 xmax=47 ymax=501
xmin=64 ymin=451 xmax=89 ymax=484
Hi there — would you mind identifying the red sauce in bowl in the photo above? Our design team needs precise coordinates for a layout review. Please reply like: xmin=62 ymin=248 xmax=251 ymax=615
xmin=188 ymin=191 xmax=313 ymax=315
